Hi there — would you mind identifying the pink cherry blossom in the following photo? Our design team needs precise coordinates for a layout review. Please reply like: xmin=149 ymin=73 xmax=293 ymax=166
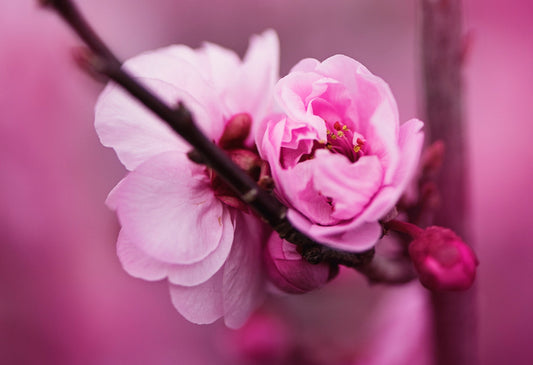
xmin=95 ymin=30 xmax=279 ymax=328
xmin=258 ymin=55 xmax=424 ymax=252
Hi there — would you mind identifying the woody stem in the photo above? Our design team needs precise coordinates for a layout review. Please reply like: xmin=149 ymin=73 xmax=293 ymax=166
xmin=420 ymin=0 xmax=478 ymax=364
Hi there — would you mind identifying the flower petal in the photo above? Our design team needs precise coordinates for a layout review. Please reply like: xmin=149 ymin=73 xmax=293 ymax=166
xmin=169 ymin=271 xmax=224 ymax=325
xmin=222 ymin=213 xmax=266 ymax=329
xmin=287 ymin=209 xmax=382 ymax=252
xmin=166 ymin=209 xmax=234 ymax=286
xmin=392 ymin=119 xmax=424 ymax=193
xmin=289 ymin=57 xmax=320 ymax=73
xmin=275 ymin=161 xmax=336 ymax=226
xmin=312 ymin=152 xmax=384 ymax=221
xmin=116 ymin=229 xmax=168 ymax=281
xmin=275 ymin=71 xmax=330 ymax=131
xmin=108 ymin=151 xmax=226 ymax=264
xmin=95 ymin=78 xmax=222 ymax=170
xmin=227 ymin=30 xmax=280 ymax=116
xmin=123 ymin=44 xmax=210 ymax=92
xmin=116 ymin=209 xmax=234 ymax=287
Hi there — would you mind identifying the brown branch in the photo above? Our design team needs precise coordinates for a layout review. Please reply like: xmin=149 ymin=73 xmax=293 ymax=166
xmin=420 ymin=0 xmax=478 ymax=364
xmin=39 ymin=0 xmax=383 ymax=273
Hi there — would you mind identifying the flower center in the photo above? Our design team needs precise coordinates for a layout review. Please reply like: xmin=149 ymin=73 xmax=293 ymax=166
xmin=209 ymin=113 xmax=273 ymax=212
xmin=300 ymin=120 xmax=366 ymax=163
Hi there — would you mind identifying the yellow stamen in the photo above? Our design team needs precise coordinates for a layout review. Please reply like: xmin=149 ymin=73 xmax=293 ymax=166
xmin=337 ymin=131 xmax=344 ymax=138
xmin=353 ymin=145 xmax=361 ymax=153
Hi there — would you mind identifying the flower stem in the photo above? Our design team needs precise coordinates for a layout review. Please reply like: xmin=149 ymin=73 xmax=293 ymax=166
xmin=385 ymin=219 xmax=424 ymax=238
xmin=39 ymin=0 xmax=375 ymax=272
xmin=420 ymin=0 xmax=478 ymax=364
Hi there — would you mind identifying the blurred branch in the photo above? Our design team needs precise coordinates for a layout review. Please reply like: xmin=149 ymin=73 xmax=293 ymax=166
xmin=420 ymin=0 xmax=478 ymax=364
xmin=39 ymin=0 xmax=391 ymax=273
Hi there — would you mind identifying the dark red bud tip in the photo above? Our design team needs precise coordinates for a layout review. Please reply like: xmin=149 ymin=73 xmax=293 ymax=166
xmin=409 ymin=226 xmax=478 ymax=291
xmin=219 ymin=113 xmax=252 ymax=149
xmin=263 ymin=233 xmax=334 ymax=294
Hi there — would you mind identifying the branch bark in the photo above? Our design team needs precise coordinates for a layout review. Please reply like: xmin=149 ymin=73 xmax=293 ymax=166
xmin=420 ymin=1 xmax=478 ymax=364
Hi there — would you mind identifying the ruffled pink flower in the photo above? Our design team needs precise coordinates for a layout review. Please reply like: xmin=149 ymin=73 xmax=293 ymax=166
xmin=95 ymin=30 xmax=279 ymax=328
xmin=258 ymin=55 xmax=424 ymax=252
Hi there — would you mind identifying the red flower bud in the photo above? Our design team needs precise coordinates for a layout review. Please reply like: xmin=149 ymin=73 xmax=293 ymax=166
xmin=263 ymin=233 xmax=337 ymax=294
xmin=219 ymin=113 xmax=252 ymax=149
xmin=408 ymin=226 xmax=478 ymax=291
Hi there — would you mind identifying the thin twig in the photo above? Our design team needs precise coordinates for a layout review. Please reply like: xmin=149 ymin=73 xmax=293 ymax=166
xmin=39 ymin=0 xmax=391 ymax=272
xmin=420 ymin=0 xmax=478 ymax=364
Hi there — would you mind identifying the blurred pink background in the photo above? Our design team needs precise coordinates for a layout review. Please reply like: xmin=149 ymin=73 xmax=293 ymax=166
xmin=1 ymin=1 xmax=531 ymax=364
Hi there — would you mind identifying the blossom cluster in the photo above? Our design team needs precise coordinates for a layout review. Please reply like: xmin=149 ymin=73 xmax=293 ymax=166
xmin=95 ymin=30 xmax=437 ymax=327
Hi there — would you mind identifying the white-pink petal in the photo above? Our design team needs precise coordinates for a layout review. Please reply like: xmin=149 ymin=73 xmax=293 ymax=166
xmin=222 ymin=213 xmax=266 ymax=329
xmin=108 ymin=151 xmax=227 ymax=265
xmin=95 ymin=78 xmax=221 ymax=170
xmin=116 ymin=210 xmax=235 ymax=287
xmin=229 ymin=30 xmax=280 ymax=119
xmin=116 ymin=229 xmax=169 ymax=281
xmin=392 ymin=119 xmax=425 ymax=194
xmin=169 ymin=271 xmax=224 ymax=325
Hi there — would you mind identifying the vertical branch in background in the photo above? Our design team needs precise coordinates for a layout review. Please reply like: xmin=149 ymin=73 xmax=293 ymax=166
xmin=420 ymin=1 xmax=477 ymax=365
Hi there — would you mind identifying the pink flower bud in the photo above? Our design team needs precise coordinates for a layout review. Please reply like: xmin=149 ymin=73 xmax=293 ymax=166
xmin=210 ymin=148 xmax=267 ymax=212
xmin=219 ymin=113 xmax=252 ymax=149
xmin=263 ymin=233 xmax=337 ymax=294
xmin=408 ymin=226 xmax=478 ymax=291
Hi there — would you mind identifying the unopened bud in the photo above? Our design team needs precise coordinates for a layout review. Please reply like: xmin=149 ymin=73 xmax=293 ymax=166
xmin=227 ymin=149 xmax=262 ymax=177
xmin=219 ymin=113 xmax=252 ymax=149
xmin=408 ymin=226 xmax=478 ymax=291
xmin=264 ymin=233 xmax=336 ymax=294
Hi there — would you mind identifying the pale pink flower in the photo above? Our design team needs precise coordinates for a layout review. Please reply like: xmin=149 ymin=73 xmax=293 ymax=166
xmin=95 ymin=30 xmax=279 ymax=328
xmin=258 ymin=55 xmax=424 ymax=252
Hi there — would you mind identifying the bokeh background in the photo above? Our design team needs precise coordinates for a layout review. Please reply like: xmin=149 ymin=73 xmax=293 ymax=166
xmin=1 ymin=1 xmax=531 ymax=364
